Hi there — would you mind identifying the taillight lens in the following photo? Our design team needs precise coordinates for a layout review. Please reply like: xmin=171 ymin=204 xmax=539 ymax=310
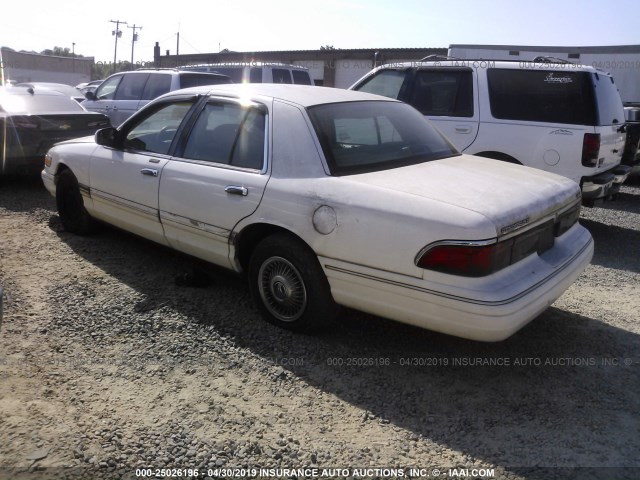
xmin=416 ymin=210 xmax=579 ymax=278
xmin=416 ymin=241 xmax=512 ymax=277
xmin=582 ymin=133 xmax=600 ymax=167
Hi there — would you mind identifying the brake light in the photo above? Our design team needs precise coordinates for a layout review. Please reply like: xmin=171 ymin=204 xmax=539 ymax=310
xmin=581 ymin=133 xmax=600 ymax=167
xmin=416 ymin=242 xmax=512 ymax=277
xmin=416 ymin=211 xmax=579 ymax=278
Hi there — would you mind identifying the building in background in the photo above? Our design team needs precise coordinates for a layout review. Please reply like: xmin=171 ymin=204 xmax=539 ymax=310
xmin=152 ymin=45 xmax=447 ymax=88
xmin=1 ymin=47 xmax=92 ymax=86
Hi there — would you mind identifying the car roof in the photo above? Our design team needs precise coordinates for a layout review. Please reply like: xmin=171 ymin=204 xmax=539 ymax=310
xmin=166 ymin=84 xmax=398 ymax=108
xmin=375 ymin=59 xmax=601 ymax=74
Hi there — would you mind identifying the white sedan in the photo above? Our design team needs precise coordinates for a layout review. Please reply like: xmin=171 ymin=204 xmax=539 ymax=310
xmin=42 ymin=84 xmax=593 ymax=341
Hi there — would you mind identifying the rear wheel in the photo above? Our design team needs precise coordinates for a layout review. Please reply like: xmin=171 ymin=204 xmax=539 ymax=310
xmin=56 ymin=169 xmax=94 ymax=235
xmin=248 ymin=234 xmax=337 ymax=332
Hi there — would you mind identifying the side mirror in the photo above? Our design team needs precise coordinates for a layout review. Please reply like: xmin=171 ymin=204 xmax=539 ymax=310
xmin=85 ymin=91 xmax=96 ymax=101
xmin=95 ymin=127 xmax=119 ymax=148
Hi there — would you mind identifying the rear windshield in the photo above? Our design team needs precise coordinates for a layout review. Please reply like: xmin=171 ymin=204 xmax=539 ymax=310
xmin=0 ymin=88 xmax=84 ymax=113
xmin=307 ymin=101 xmax=458 ymax=175
xmin=487 ymin=69 xmax=597 ymax=125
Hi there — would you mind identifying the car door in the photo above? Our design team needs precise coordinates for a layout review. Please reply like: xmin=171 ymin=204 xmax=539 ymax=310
xmin=110 ymin=72 xmax=150 ymax=126
xmin=159 ymin=98 xmax=269 ymax=268
xmin=406 ymin=68 xmax=479 ymax=151
xmin=89 ymin=98 xmax=197 ymax=245
xmin=83 ymin=74 xmax=123 ymax=120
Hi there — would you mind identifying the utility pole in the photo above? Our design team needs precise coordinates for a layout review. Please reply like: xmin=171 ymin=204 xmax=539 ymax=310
xmin=128 ymin=24 xmax=142 ymax=69
xmin=110 ymin=19 xmax=127 ymax=74
xmin=72 ymin=42 xmax=75 ymax=72
xmin=176 ymin=31 xmax=180 ymax=57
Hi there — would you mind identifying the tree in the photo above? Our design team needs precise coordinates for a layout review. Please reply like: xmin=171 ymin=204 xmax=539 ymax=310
xmin=39 ymin=46 xmax=84 ymax=58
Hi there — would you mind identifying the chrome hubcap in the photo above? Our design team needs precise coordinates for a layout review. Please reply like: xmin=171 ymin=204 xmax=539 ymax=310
xmin=258 ymin=256 xmax=307 ymax=322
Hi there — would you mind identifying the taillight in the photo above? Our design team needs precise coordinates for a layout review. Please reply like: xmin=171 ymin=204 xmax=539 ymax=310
xmin=416 ymin=241 xmax=512 ymax=277
xmin=416 ymin=210 xmax=579 ymax=278
xmin=582 ymin=133 xmax=600 ymax=167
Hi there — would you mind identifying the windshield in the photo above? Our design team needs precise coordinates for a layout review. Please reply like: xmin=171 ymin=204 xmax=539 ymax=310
xmin=307 ymin=101 xmax=458 ymax=175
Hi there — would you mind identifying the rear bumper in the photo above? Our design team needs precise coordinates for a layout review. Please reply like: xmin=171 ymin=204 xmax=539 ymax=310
xmin=581 ymin=165 xmax=632 ymax=202
xmin=322 ymin=225 xmax=594 ymax=342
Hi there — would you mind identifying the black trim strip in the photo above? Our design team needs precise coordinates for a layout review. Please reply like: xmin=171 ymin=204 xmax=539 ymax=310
xmin=91 ymin=189 xmax=157 ymax=219
xmin=159 ymin=211 xmax=229 ymax=240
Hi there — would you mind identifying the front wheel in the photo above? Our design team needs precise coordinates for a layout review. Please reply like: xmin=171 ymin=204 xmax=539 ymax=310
xmin=56 ymin=169 xmax=94 ymax=235
xmin=248 ymin=234 xmax=337 ymax=332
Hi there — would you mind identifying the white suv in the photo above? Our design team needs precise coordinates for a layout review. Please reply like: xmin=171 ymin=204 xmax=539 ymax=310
xmin=351 ymin=58 xmax=631 ymax=205
xmin=83 ymin=69 xmax=231 ymax=126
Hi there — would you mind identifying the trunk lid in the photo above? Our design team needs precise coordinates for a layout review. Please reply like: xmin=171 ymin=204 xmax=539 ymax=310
xmin=345 ymin=155 xmax=581 ymax=237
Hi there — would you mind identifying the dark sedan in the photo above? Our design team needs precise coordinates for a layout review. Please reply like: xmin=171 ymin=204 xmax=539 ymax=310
xmin=1 ymin=85 xmax=110 ymax=175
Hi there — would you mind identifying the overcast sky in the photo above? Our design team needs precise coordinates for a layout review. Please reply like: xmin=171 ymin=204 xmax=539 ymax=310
xmin=3 ymin=0 xmax=640 ymax=64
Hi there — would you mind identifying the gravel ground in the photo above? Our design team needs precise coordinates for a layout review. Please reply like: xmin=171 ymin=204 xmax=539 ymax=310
xmin=0 ymin=176 xmax=639 ymax=480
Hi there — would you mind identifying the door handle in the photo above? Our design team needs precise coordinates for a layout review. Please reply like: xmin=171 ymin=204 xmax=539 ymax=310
xmin=225 ymin=185 xmax=248 ymax=196
xmin=455 ymin=126 xmax=472 ymax=134
xmin=140 ymin=168 xmax=158 ymax=177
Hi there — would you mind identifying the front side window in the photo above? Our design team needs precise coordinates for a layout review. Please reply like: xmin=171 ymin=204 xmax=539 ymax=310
xmin=123 ymin=101 xmax=194 ymax=154
xmin=487 ymin=69 xmax=596 ymax=125
xmin=182 ymin=102 xmax=265 ymax=169
xmin=95 ymin=75 xmax=123 ymax=100
xmin=409 ymin=70 xmax=473 ymax=117
xmin=354 ymin=69 xmax=408 ymax=99
xmin=114 ymin=73 xmax=150 ymax=101
xmin=308 ymin=101 xmax=458 ymax=175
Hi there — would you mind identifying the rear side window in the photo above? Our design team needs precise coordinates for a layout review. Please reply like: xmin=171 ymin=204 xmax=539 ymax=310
xmin=141 ymin=74 xmax=172 ymax=100
xmin=292 ymin=70 xmax=312 ymax=85
xmin=409 ymin=70 xmax=474 ymax=117
xmin=115 ymin=73 xmax=149 ymax=101
xmin=354 ymin=69 xmax=408 ymax=99
xmin=179 ymin=73 xmax=231 ymax=89
xmin=249 ymin=68 xmax=263 ymax=83
xmin=272 ymin=69 xmax=292 ymax=84
xmin=209 ymin=67 xmax=244 ymax=83
xmin=592 ymin=73 xmax=625 ymax=126
xmin=487 ymin=69 xmax=597 ymax=125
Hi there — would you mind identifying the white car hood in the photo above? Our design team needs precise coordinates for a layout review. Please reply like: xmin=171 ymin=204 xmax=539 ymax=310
xmin=345 ymin=155 xmax=581 ymax=236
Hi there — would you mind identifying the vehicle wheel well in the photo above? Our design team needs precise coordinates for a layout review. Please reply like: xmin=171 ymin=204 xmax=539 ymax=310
xmin=474 ymin=151 xmax=522 ymax=165
xmin=234 ymin=224 xmax=311 ymax=273
xmin=54 ymin=163 xmax=70 ymax=181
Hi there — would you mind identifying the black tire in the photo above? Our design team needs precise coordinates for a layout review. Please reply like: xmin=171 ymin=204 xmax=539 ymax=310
xmin=56 ymin=170 xmax=94 ymax=235
xmin=248 ymin=233 xmax=337 ymax=333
